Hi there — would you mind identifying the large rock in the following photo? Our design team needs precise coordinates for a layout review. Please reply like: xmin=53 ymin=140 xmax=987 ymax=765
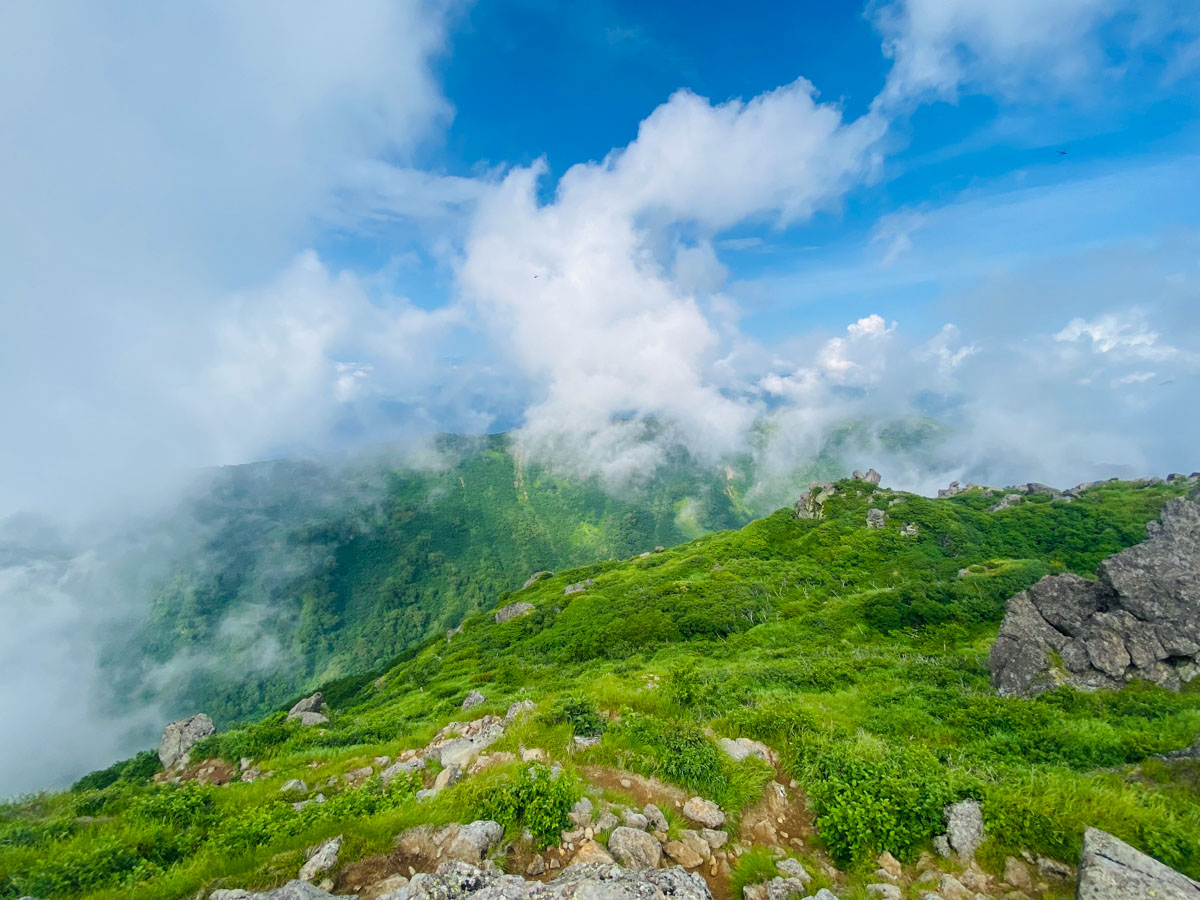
xmin=989 ymin=498 xmax=1200 ymax=697
xmin=394 ymin=821 xmax=504 ymax=868
xmin=288 ymin=693 xmax=324 ymax=717
xmin=681 ymin=797 xmax=725 ymax=829
xmin=943 ymin=800 xmax=984 ymax=861
xmin=298 ymin=835 xmax=342 ymax=882
xmin=495 ymin=602 xmax=535 ymax=624
xmin=607 ymin=826 xmax=663 ymax=869
xmin=446 ymin=821 xmax=504 ymax=864
xmin=794 ymin=483 xmax=835 ymax=520
xmin=462 ymin=690 xmax=486 ymax=711
xmin=379 ymin=861 xmax=712 ymax=900
xmin=158 ymin=713 xmax=214 ymax=769
xmin=210 ymin=882 xmax=339 ymax=900
xmin=1076 ymin=827 xmax=1200 ymax=899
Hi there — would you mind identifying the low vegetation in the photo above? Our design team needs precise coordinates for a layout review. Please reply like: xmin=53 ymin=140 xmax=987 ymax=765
xmin=4 ymin=476 xmax=1199 ymax=899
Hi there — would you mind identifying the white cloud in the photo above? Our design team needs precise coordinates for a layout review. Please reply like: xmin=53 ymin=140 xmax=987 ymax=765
xmin=457 ymin=83 xmax=887 ymax=480
xmin=874 ymin=0 xmax=1128 ymax=103
xmin=1053 ymin=309 xmax=1178 ymax=360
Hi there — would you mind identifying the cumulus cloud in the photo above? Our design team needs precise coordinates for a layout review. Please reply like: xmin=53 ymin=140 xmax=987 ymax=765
xmin=457 ymin=83 xmax=886 ymax=481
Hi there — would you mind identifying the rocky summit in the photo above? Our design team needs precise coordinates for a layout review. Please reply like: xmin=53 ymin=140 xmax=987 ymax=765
xmin=989 ymin=495 xmax=1200 ymax=696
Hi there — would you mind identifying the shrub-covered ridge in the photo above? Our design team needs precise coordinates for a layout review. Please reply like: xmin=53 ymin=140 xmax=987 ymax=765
xmin=4 ymin=475 xmax=1200 ymax=900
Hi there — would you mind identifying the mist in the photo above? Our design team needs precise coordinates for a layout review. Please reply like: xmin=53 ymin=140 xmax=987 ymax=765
xmin=2 ymin=0 xmax=1198 ymax=796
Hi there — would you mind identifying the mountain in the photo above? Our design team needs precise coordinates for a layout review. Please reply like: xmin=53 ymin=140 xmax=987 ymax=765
xmin=99 ymin=422 xmax=940 ymax=730
xmin=4 ymin=474 xmax=1198 ymax=900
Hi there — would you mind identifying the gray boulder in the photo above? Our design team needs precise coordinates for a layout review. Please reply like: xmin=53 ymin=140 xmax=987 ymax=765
xmin=607 ymin=826 xmax=663 ymax=869
xmin=495 ymin=602 xmax=535 ymax=624
xmin=158 ymin=713 xmax=214 ymax=769
xmin=989 ymin=498 xmax=1200 ymax=697
xmin=292 ymin=711 xmax=329 ymax=726
xmin=866 ymin=508 xmax=885 ymax=529
xmin=210 ymin=882 xmax=342 ymax=900
xmin=381 ymin=757 xmax=426 ymax=785
xmin=681 ymin=797 xmax=724 ymax=828
xmin=943 ymin=799 xmax=984 ymax=861
xmin=382 ymin=861 xmax=712 ymax=900
xmin=446 ymin=820 xmax=504 ymax=864
xmin=794 ymin=484 xmax=835 ymax=520
xmin=522 ymin=571 xmax=554 ymax=590
xmin=288 ymin=692 xmax=324 ymax=716
xmin=462 ymin=690 xmax=486 ymax=711
xmin=643 ymin=803 xmax=669 ymax=832
xmin=1077 ymin=827 xmax=1200 ymax=899
xmin=298 ymin=834 xmax=342 ymax=882
xmin=287 ymin=693 xmax=329 ymax=726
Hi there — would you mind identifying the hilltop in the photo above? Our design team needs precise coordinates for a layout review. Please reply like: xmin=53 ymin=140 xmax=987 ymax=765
xmin=4 ymin=473 xmax=1199 ymax=900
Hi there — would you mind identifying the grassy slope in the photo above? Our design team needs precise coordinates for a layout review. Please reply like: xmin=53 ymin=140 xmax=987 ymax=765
xmin=7 ymin=477 xmax=1200 ymax=899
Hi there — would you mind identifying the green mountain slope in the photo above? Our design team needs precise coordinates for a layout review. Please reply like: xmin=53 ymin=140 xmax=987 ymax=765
xmin=8 ymin=476 xmax=1199 ymax=900
xmin=105 ymin=434 xmax=765 ymax=726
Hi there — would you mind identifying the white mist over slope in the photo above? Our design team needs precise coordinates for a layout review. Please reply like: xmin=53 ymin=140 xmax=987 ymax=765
xmin=1 ymin=0 xmax=1198 ymax=795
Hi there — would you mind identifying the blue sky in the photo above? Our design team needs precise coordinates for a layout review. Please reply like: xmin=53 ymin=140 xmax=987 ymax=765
xmin=1 ymin=0 xmax=1200 ymax=518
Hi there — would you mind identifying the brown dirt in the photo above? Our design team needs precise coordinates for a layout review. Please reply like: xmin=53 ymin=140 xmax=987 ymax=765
xmin=738 ymin=780 xmax=814 ymax=853
xmin=580 ymin=766 xmax=687 ymax=810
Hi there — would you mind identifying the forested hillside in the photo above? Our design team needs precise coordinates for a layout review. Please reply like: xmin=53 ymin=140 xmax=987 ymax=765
xmin=104 ymin=433 xmax=793 ymax=727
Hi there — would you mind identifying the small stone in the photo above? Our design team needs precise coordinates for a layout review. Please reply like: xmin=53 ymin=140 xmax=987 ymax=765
xmin=569 ymin=797 xmax=594 ymax=827
xmin=279 ymin=779 xmax=308 ymax=794
xmin=608 ymin=826 xmax=663 ymax=869
xmin=572 ymin=840 xmax=614 ymax=865
xmin=1003 ymin=856 xmax=1031 ymax=890
xmin=665 ymin=840 xmax=705 ymax=868
xmin=866 ymin=886 xmax=902 ymax=900
xmin=877 ymin=849 xmax=901 ymax=878
xmin=622 ymin=810 xmax=649 ymax=830
xmin=526 ymin=856 xmax=545 ymax=876
xmin=643 ymin=803 xmax=669 ymax=832
xmin=775 ymin=858 xmax=809 ymax=882
xmin=682 ymin=796 xmax=725 ymax=828
xmin=700 ymin=828 xmax=728 ymax=850
xmin=938 ymin=874 xmax=972 ymax=900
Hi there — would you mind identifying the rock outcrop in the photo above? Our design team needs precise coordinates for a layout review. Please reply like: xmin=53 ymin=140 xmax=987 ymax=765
xmin=522 ymin=571 xmax=553 ymax=590
xmin=989 ymin=497 xmax=1200 ymax=697
xmin=288 ymin=693 xmax=329 ymax=726
xmin=794 ymin=483 xmax=835 ymax=520
xmin=495 ymin=602 xmax=535 ymax=624
xmin=388 ymin=861 xmax=713 ymax=900
xmin=298 ymin=834 xmax=342 ymax=882
xmin=462 ymin=690 xmax=486 ymax=711
xmin=158 ymin=713 xmax=214 ymax=769
xmin=1076 ymin=827 xmax=1200 ymax=899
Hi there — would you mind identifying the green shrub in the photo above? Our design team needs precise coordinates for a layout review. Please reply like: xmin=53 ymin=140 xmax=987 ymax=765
xmin=70 ymin=750 xmax=161 ymax=792
xmin=462 ymin=764 xmax=578 ymax=848
xmin=546 ymin=696 xmax=605 ymax=738
xmin=796 ymin=735 xmax=954 ymax=867
xmin=730 ymin=847 xmax=779 ymax=900
xmin=188 ymin=712 xmax=296 ymax=763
